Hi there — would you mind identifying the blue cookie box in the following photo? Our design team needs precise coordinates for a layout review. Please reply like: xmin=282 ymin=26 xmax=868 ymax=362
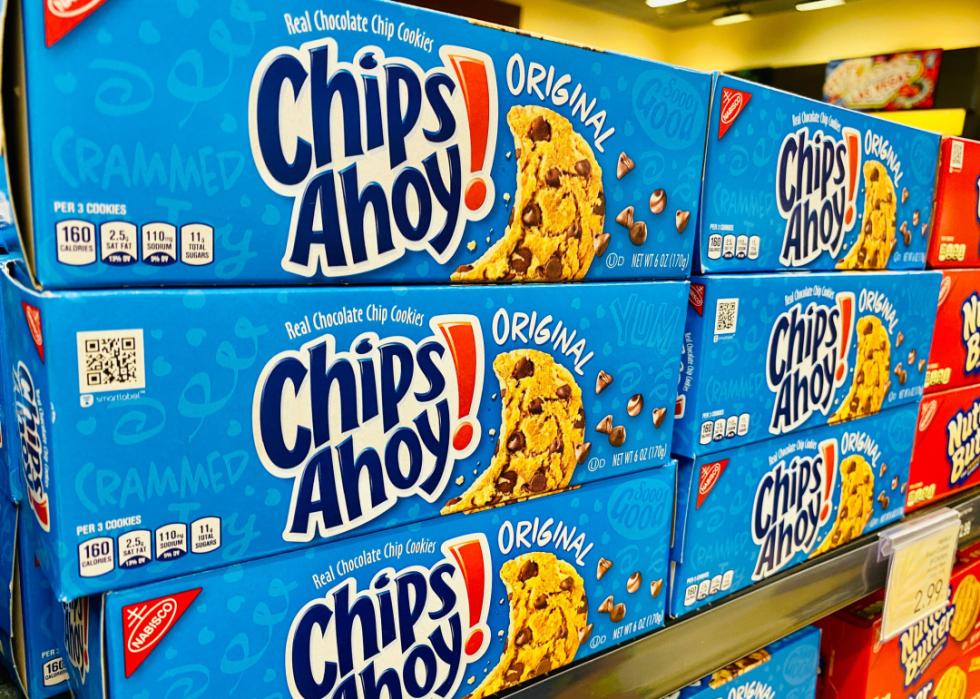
xmin=1 ymin=259 xmax=686 ymax=601
xmin=3 ymin=0 xmax=709 ymax=288
xmin=670 ymin=405 xmax=916 ymax=618
xmin=696 ymin=74 xmax=940 ymax=274
xmin=0 ymin=499 xmax=68 ymax=698
xmin=674 ymin=270 xmax=941 ymax=458
xmin=677 ymin=626 xmax=820 ymax=699
xmin=64 ymin=465 xmax=675 ymax=699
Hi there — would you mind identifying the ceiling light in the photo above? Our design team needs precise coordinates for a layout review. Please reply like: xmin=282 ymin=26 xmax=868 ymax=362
xmin=645 ymin=0 xmax=686 ymax=7
xmin=712 ymin=11 xmax=752 ymax=24
xmin=795 ymin=0 xmax=844 ymax=10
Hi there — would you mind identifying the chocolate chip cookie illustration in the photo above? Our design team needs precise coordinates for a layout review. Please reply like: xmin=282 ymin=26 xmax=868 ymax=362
xmin=442 ymin=350 xmax=585 ymax=514
xmin=708 ymin=649 xmax=772 ymax=688
xmin=935 ymin=665 xmax=967 ymax=699
xmin=811 ymin=454 xmax=874 ymax=557
xmin=837 ymin=161 xmax=896 ymax=270
xmin=452 ymin=106 xmax=604 ymax=283
xmin=829 ymin=316 xmax=891 ymax=425
xmin=470 ymin=552 xmax=587 ymax=698
xmin=950 ymin=574 xmax=980 ymax=641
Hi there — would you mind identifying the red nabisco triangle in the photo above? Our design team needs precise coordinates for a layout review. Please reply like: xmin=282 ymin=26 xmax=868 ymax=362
xmin=718 ymin=87 xmax=752 ymax=140
xmin=122 ymin=588 xmax=201 ymax=678
xmin=689 ymin=283 xmax=706 ymax=317
xmin=44 ymin=0 xmax=109 ymax=47
xmin=22 ymin=302 xmax=44 ymax=362
xmin=696 ymin=459 xmax=729 ymax=509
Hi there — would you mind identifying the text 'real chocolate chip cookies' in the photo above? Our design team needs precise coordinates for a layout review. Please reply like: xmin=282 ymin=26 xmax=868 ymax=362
xmin=837 ymin=161 xmax=897 ymax=270
xmin=470 ymin=552 xmax=587 ymax=698
xmin=442 ymin=349 xmax=586 ymax=515
xmin=452 ymin=106 xmax=604 ymax=283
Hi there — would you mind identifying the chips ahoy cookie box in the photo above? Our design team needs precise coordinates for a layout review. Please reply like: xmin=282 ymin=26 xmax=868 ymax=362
xmin=0 ymin=499 xmax=68 ymax=698
xmin=671 ymin=405 xmax=916 ymax=618
xmin=818 ymin=542 xmax=980 ymax=699
xmin=674 ymin=626 xmax=820 ymax=699
xmin=0 ymin=0 xmax=710 ymax=289
xmin=1 ymin=259 xmax=686 ymax=601
xmin=907 ymin=382 xmax=980 ymax=511
xmin=926 ymin=269 xmax=980 ymax=395
xmin=674 ymin=271 xmax=941 ymax=458
xmin=63 ymin=465 xmax=675 ymax=699
xmin=696 ymin=74 xmax=940 ymax=273
xmin=928 ymin=137 xmax=980 ymax=269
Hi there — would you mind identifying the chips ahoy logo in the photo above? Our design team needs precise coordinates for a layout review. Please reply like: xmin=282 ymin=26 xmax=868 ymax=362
xmin=776 ymin=127 xmax=860 ymax=266
xmin=249 ymin=38 xmax=497 ymax=277
xmin=64 ymin=598 xmax=90 ymax=686
xmin=751 ymin=440 xmax=836 ymax=580
xmin=13 ymin=361 xmax=50 ymax=532
xmin=963 ymin=292 xmax=980 ymax=376
xmin=899 ymin=605 xmax=953 ymax=687
xmin=286 ymin=536 xmax=492 ymax=699
xmin=947 ymin=396 xmax=980 ymax=486
xmin=254 ymin=316 xmax=483 ymax=542
xmin=765 ymin=293 xmax=854 ymax=434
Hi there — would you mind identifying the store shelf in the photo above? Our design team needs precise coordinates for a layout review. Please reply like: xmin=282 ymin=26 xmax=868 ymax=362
xmin=511 ymin=489 xmax=980 ymax=699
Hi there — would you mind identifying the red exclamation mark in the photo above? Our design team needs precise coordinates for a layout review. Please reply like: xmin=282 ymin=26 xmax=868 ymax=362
xmin=835 ymin=293 xmax=853 ymax=383
xmin=819 ymin=441 xmax=837 ymax=522
xmin=447 ymin=538 xmax=491 ymax=656
xmin=448 ymin=53 xmax=493 ymax=212
xmin=438 ymin=319 xmax=479 ymax=451
xmin=843 ymin=128 xmax=860 ymax=227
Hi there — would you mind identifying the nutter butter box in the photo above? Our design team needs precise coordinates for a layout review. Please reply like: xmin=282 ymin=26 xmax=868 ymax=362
xmin=696 ymin=74 xmax=940 ymax=274
xmin=670 ymin=405 xmax=915 ymax=618
xmin=928 ymin=137 xmax=980 ymax=269
xmin=907 ymin=382 xmax=980 ymax=511
xmin=0 ymin=0 xmax=710 ymax=288
xmin=819 ymin=542 xmax=980 ymax=699
xmin=674 ymin=271 xmax=941 ymax=458
xmin=0 ymin=260 xmax=686 ymax=600
xmin=62 ymin=466 xmax=675 ymax=699
xmin=925 ymin=269 xmax=980 ymax=395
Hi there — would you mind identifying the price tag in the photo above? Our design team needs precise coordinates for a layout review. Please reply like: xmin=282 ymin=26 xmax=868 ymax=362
xmin=879 ymin=508 xmax=961 ymax=641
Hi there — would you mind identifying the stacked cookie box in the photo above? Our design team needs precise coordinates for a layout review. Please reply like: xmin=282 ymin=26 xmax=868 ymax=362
xmin=668 ymin=75 xmax=944 ymax=618
xmin=905 ymin=136 xmax=980 ymax=513
xmin=818 ymin=541 xmax=980 ymax=698
xmin=0 ymin=1 xmax=714 ymax=696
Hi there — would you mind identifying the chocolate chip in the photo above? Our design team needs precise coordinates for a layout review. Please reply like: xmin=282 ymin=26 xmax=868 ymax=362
xmin=912 ymin=209 xmax=920 ymax=226
xmin=529 ymin=468 xmax=548 ymax=493
xmin=918 ymin=358 xmax=926 ymax=372
xmin=565 ymin=221 xmax=582 ymax=239
xmin=650 ymin=579 xmax=663 ymax=597
xmin=609 ymin=425 xmax=626 ymax=447
xmin=560 ymin=576 xmax=576 ymax=591
xmin=908 ymin=349 xmax=916 ymax=365
xmin=879 ymin=462 xmax=887 ymax=477
xmin=522 ymin=202 xmax=542 ymax=227
xmin=556 ymin=383 xmax=572 ymax=400
xmin=514 ymin=626 xmax=533 ymax=646
xmin=597 ymin=557 xmax=612 ymax=580
xmin=496 ymin=470 xmax=518 ymax=494
xmin=574 ymin=159 xmax=592 ymax=177
xmin=649 ymin=188 xmax=666 ymax=214
xmin=454 ymin=264 xmax=473 ymax=273
xmin=615 ymin=205 xmax=634 ymax=228
xmin=511 ymin=247 xmax=532 ymax=274
xmin=652 ymin=407 xmax=667 ymax=428
xmin=901 ymin=187 xmax=909 ymax=203
xmin=878 ymin=492 xmax=890 ymax=509
xmin=629 ymin=221 xmax=647 ymax=245
xmin=675 ymin=209 xmax=690 ymax=234
xmin=892 ymin=475 xmax=899 ymax=490
xmin=534 ymin=594 xmax=548 ymax=610
xmin=534 ymin=657 xmax=551 ymax=676
xmin=578 ymin=623 xmax=593 ymax=642
xmin=595 ymin=232 xmax=611 ymax=256
xmin=504 ymin=666 xmax=523 ymax=683
xmin=593 ymin=191 xmax=605 ymax=216
xmin=508 ymin=206 xmax=515 ymax=226
xmin=870 ymin=167 xmax=879 ymax=182
xmin=595 ymin=370 xmax=613 ymax=394
xmin=896 ymin=332 xmax=904 ymax=347
xmin=626 ymin=394 xmax=643 ymax=417
xmin=527 ymin=116 xmax=551 ymax=142
xmin=545 ymin=167 xmax=561 ymax=187
xmin=544 ymin=253 xmax=563 ymax=281
xmin=445 ymin=496 xmax=461 ymax=507
xmin=596 ymin=414 xmax=613 ymax=434
xmin=902 ymin=482 xmax=908 ymax=494
xmin=598 ymin=594 xmax=614 ymax=613
xmin=616 ymin=152 xmax=635 ymax=179
xmin=626 ymin=571 xmax=641 ymax=593
xmin=528 ymin=397 xmax=544 ymax=414
xmin=610 ymin=602 xmax=626 ymax=623
xmin=548 ymin=438 xmax=562 ymax=454
xmin=518 ymin=560 xmax=539 ymax=581
xmin=512 ymin=356 xmax=535 ymax=379
xmin=922 ymin=222 xmax=929 ymax=237
xmin=575 ymin=442 xmax=591 ymax=464
xmin=507 ymin=430 xmax=526 ymax=451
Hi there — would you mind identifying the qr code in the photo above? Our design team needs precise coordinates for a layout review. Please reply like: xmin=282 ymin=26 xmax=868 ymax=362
xmin=76 ymin=329 xmax=146 ymax=394
xmin=714 ymin=298 xmax=739 ymax=335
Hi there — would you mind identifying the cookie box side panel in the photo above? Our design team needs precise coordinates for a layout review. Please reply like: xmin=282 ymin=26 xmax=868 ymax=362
xmin=817 ymin=612 xmax=876 ymax=699
xmin=97 ymin=466 xmax=674 ymax=698
xmin=0 ymin=497 xmax=16 ymax=638
xmin=928 ymin=137 xmax=980 ymax=269
xmin=63 ymin=594 xmax=106 ymax=699
xmin=15 ymin=0 xmax=710 ymax=288
xmin=674 ymin=281 xmax=712 ymax=458
xmin=0 ymin=253 xmax=22 ymax=504
xmin=926 ymin=269 xmax=980 ymax=395
xmin=668 ymin=457 xmax=697 ymax=619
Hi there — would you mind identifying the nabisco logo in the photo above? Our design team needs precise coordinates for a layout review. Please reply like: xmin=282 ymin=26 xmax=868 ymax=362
xmin=938 ymin=274 xmax=952 ymax=307
xmin=919 ymin=399 xmax=939 ymax=432
xmin=122 ymin=588 xmax=201 ymax=677
xmin=721 ymin=92 xmax=743 ymax=125
xmin=46 ymin=0 xmax=101 ymax=18
xmin=689 ymin=283 xmax=706 ymax=315
xmin=696 ymin=458 xmax=729 ymax=509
